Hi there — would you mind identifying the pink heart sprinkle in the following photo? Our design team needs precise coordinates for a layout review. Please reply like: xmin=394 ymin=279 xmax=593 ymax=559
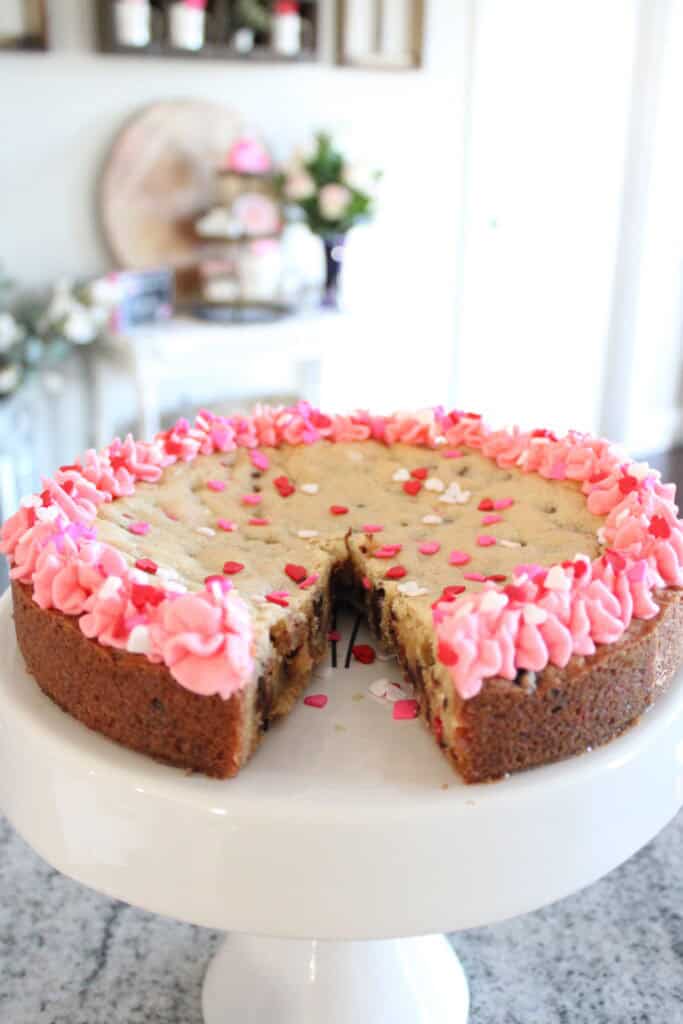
xmin=217 ymin=518 xmax=237 ymax=532
xmin=442 ymin=449 xmax=463 ymax=459
xmin=418 ymin=541 xmax=440 ymax=555
xmin=493 ymin=498 xmax=514 ymax=510
xmin=477 ymin=535 xmax=496 ymax=547
xmin=206 ymin=480 xmax=226 ymax=492
xmin=449 ymin=550 xmax=471 ymax=566
xmin=304 ymin=694 xmax=328 ymax=709
xmin=250 ymin=450 xmax=269 ymax=471
xmin=129 ymin=521 xmax=150 ymax=536
xmin=299 ymin=573 xmax=320 ymax=590
xmin=481 ymin=513 xmax=502 ymax=526
xmin=248 ymin=517 xmax=270 ymax=526
xmin=463 ymin=572 xmax=487 ymax=582
xmin=374 ymin=544 xmax=403 ymax=559
xmin=241 ymin=493 xmax=262 ymax=506
xmin=362 ymin=524 xmax=384 ymax=534
xmin=393 ymin=699 xmax=419 ymax=720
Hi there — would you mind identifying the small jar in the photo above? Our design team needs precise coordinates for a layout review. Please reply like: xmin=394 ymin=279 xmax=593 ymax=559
xmin=169 ymin=0 xmax=206 ymax=51
xmin=272 ymin=0 xmax=301 ymax=57
xmin=113 ymin=0 xmax=151 ymax=48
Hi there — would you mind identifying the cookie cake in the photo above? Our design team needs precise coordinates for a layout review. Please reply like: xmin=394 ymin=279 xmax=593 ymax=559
xmin=3 ymin=405 xmax=683 ymax=782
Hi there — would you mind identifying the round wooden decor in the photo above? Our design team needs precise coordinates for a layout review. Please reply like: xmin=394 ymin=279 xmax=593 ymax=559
xmin=100 ymin=100 xmax=242 ymax=270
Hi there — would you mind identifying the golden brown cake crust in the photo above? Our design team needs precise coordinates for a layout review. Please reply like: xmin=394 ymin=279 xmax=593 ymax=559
xmin=11 ymin=577 xmax=683 ymax=782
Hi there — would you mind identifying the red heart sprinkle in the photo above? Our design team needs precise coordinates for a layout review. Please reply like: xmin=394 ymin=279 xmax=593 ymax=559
xmin=573 ymin=559 xmax=589 ymax=578
xmin=384 ymin=565 xmax=407 ymax=580
xmin=487 ymin=573 xmax=507 ymax=582
xmin=352 ymin=644 xmax=376 ymax=664
xmin=438 ymin=640 xmax=459 ymax=666
xmin=618 ymin=475 xmax=638 ymax=494
xmin=223 ymin=561 xmax=244 ymax=575
xmin=442 ymin=584 xmax=466 ymax=599
xmin=504 ymin=583 xmax=527 ymax=602
xmin=393 ymin=699 xmax=419 ymax=720
xmin=374 ymin=544 xmax=402 ymax=559
xmin=248 ymin=517 xmax=270 ymax=526
xmin=135 ymin=558 xmax=158 ymax=574
xmin=304 ymin=694 xmax=328 ymax=709
xmin=266 ymin=592 xmax=289 ymax=607
xmin=330 ymin=505 xmax=349 ymax=515
xmin=403 ymin=480 xmax=422 ymax=496
xmin=478 ymin=497 xmax=494 ymax=511
xmin=130 ymin=583 xmax=164 ymax=608
xmin=410 ymin=467 xmax=428 ymax=480
xmin=285 ymin=563 xmax=307 ymax=583
xmin=274 ymin=476 xmax=295 ymax=497
xmin=648 ymin=515 xmax=671 ymax=539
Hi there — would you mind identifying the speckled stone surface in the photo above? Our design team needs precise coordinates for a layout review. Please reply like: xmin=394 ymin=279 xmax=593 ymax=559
xmin=1 ymin=811 xmax=683 ymax=1023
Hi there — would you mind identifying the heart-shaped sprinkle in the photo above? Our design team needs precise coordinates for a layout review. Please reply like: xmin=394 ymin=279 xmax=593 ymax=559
xmin=442 ymin=449 xmax=463 ymax=458
xmin=493 ymin=497 xmax=514 ymax=510
xmin=449 ymin=550 xmax=471 ymax=566
xmin=248 ymin=517 xmax=270 ymax=526
xmin=352 ymin=643 xmax=376 ymax=664
xmin=250 ymin=450 xmax=269 ymax=471
xmin=301 ymin=483 xmax=319 ymax=495
xmin=374 ymin=544 xmax=402 ymax=559
xmin=300 ymin=573 xmax=320 ymax=590
xmin=330 ymin=505 xmax=349 ymax=515
xmin=385 ymin=565 xmax=407 ymax=580
xmin=130 ymin=582 xmax=165 ymax=608
xmin=403 ymin=480 xmax=422 ymax=496
xmin=439 ymin=482 xmax=471 ymax=504
xmin=618 ymin=475 xmax=638 ymax=495
xmin=397 ymin=580 xmax=429 ymax=597
xmin=481 ymin=513 xmax=503 ymax=526
xmin=424 ymin=477 xmax=445 ymax=492
xmin=206 ymin=479 xmax=227 ymax=492
xmin=304 ymin=694 xmax=328 ymax=709
xmin=223 ymin=561 xmax=244 ymax=575
xmin=362 ymin=524 xmax=384 ymax=533
xmin=422 ymin=514 xmax=443 ymax=525
xmin=498 ymin=538 xmax=522 ymax=549
xmin=196 ymin=526 xmax=215 ymax=537
xmin=217 ymin=518 xmax=238 ymax=532
xmin=392 ymin=467 xmax=410 ymax=482
xmin=442 ymin=584 xmax=466 ymax=600
xmin=418 ymin=541 xmax=440 ymax=555
xmin=129 ymin=521 xmax=150 ymax=536
xmin=463 ymin=571 xmax=487 ymax=582
xmin=393 ymin=699 xmax=419 ymax=720
xmin=241 ymin=493 xmax=262 ymax=506
xmin=285 ymin=563 xmax=307 ymax=583
xmin=437 ymin=640 xmax=459 ymax=665
xmin=476 ymin=535 xmax=496 ymax=547
xmin=477 ymin=498 xmax=494 ymax=511
xmin=135 ymin=558 xmax=158 ymax=574
xmin=487 ymin=573 xmax=507 ymax=582
xmin=411 ymin=467 xmax=428 ymax=480
xmin=297 ymin=529 xmax=319 ymax=539
xmin=266 ymin=591 xmax=289 ymax=607
xmin=648 ymin=515 xmax=671 ymax=539
xmin=274 ymin=475 xmax=295 ymax=497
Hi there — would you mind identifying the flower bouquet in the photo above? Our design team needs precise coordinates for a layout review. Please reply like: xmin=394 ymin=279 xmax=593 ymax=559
xmin=279 ymin=132 xmax=380 ymax=308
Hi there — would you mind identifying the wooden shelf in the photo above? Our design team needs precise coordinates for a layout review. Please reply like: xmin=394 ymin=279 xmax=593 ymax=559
xmin=95 ymin=0 xmax=320 ymax=64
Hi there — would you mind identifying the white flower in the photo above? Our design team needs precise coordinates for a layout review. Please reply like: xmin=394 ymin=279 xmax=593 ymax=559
xmin=342 ymin=162 xmax=375 ymax=194
xmin=62 ymin=306 xmax=97 ymax=344
xmin=318 ymin=183 xmax=351 ymax=221
xmin=87 ymin=275 xmax=125 ymax=308
xmin=0 ymin=313 xmax=24 ymax=354
xmin=284 ymin=170 xmax=316 ymax=201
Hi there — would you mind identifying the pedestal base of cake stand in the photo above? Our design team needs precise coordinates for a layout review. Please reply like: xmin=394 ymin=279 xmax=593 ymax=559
xmin=202 ymin=933 xmax=468 ymax=1024
xmin=2 ymin=595 xmax=683 ymax=1024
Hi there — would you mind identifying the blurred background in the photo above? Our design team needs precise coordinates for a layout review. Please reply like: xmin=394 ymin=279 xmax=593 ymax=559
xmin=0 ymin=0 xmax=681 ymax=531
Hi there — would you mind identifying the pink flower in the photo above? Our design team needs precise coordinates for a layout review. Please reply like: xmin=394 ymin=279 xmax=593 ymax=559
xmin=225 ymin=138 xmax=272 ymax=175
xmin=318 ymin=183 xmax=351 ymax=221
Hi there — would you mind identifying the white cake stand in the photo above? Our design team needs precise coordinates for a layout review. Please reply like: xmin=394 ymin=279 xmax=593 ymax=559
xmin=1 ymin=591 xmax=683 ymax=1023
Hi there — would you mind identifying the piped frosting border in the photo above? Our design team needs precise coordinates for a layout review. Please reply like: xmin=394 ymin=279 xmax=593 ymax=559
xmin=2 ymin=404 xmax=682 ymax=702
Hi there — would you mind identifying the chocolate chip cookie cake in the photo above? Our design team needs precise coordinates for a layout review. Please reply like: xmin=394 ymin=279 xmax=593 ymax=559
xmin=3 ymin=406 xmax=683 ymax=782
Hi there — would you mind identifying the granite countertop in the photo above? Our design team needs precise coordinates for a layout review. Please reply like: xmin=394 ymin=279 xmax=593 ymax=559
xmin=1 ymin=808 xmax=682 ymax=1023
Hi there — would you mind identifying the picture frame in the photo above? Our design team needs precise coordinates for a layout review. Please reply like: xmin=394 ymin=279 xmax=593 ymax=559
xmin=336 ymin=0 xmax=424 ymax=70
xmin=0 ymin=0 xmax=48 ymax=51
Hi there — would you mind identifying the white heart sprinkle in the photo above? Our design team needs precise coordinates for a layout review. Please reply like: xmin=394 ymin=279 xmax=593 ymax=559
xmin=127 ymin=624 xmax=151 ymax=655
xmin=300 ymin=483 xmax=319 ymax=494
xmin=479 ymin=591 xmax=508 ymax=614
xmin=392 ymin=468 xmax=410 ymax=482
xmin=499 ymin=538 xmax=522 ymax=549
xmin=369 ymin=678 xmax=391 ymax=699
xmin=297 ymin=529 xmax=319 ymax=539
xmin=439 ymin=482 xmax=471 ymax=505
xmin=196 ymin=526 xmax=215 ymax=537
xmin=544 ymin=565 xmax=572 ymax=591
xmin=422 ymin=514 xmax=444 ymax=525
xmin=522 ymin=604 xmax=547 ymax=625
xmin=425 ymin=477 xmax=445 ymax=492
xmin=98 ymin=576 xmax=122 ymax=600
xmin=397 ymin=580 xmax=429 ymax=598
xmin=37 ymin=505 xmax=61 ymax=523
